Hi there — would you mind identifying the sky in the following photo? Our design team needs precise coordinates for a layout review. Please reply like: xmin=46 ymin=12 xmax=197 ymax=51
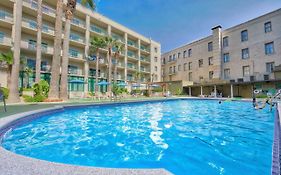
xmin=95 ymin=0 xmax=281 ymax=53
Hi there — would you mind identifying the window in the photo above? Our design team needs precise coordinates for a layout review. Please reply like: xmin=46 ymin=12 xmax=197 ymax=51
xmin=41 ymin=61 xmax=48 ymax=71
xmin=28 ymin=39 xmax=36 ymax=50
xmin=188 ymin=62 xmax=192 ymax=70
xmin=183 ymin=50 xmax=187 ymax=58
xmin=208 ymin=57 xmax=213 ymax=65
xmin=224 ymin=69 xmax=230 ymax=79
xmin=266 ymin=62 xmax=275 ymax=73
xmin=208 ymin=42 xmax=213 ymax=52
xmin=169 ymin=55 xmax=172 ymax=62
xmin=69 ymin=48 xmax=79 ymax=58
xmin=169 ymin=67 xmax=172 ymax=74
xmin=199 ymin=76 xmax=203 ymax=81
xmin=89 ymin=68 xmax=96 ymax=77
xmin=241 ymin=30 xmax=248 ymax=42
xmin=198 ymin=59 xmax=203 ymax=68
xmin=154 ymin=47 xmax=158 ymax=53
xmin=68 ymin=65 xmax=78 ymax=75
xmin=188 ymin=49 xmax=192 ymax=57
xmin=188 ymin=72 xmax=192 ymax=81
xmin=209 ymin=71 xmax=214 ymax=79
xmin=242 ymin=48 xmax=249 ymax=59
xmin=183 ymin=63 xmax=187 ymax=71
xmin=41 ymin=42 xmax=48 ymax=52
xmin=173 ymin=54 xmax=176 ymax=60
xmin=265 ymin=42 xmax=274 ymax=55
xmin=178 ymin=65 xmax=181 ymax=71
xmin=178 ymin=52 xmax=181 ymax=59
xmin=162 ymin=58 xmax=166 ymax=64
xmin=154 ymin=66 xmax=157 ymax=71
xmin=154 ymin=57 xmax=158 ymax=62
xmin=264 ymin=22 xmax=272 ymax=33
xmin=173 ymin=66 xmax=176 ymax=73
xmin=223 ymin=53 xmax=230 ymax=63
xmin=0 ymin=32 xmax=4 ymax=42
xmin=243 ymin=66 xmax=250 ymax=76
xmin=223 ymin=36 xmax=229 ymax=48
xmin=27 ymin=59 xmax=36 ymax=70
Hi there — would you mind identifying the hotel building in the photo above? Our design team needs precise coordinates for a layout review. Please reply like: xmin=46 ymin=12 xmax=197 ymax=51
xmin=0 ymin=0 xmax=161 ymax=96
xmin=161 ymin=9 xmax=281 ymax=98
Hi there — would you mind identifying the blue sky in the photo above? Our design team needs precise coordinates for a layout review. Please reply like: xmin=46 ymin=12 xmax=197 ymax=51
xmin=95 ymin=0 xmax=281 ymax=53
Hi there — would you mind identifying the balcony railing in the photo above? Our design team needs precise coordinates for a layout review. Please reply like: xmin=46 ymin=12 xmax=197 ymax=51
xmin=70 ymin=33 xmax=85 ymax=44
xmin=140 ymin=56 xmax=150 ymax=62
xmin=0 ymin=36 xmax=12 ymax=46
xmin=127 ymin=77 xmax=135 ymax=81
xmin=23 ymin=0 xmax=56 ymax=17
xmin=127 ymin=51 xmax=137 ymax=59
xmin=127 ymin=40 xmax=138 ymax=48
xmin=90 ymin=25 xmax=107 ymax=36
xmin=71 ymin=18 xmax=86 ymax=28
xmin=112 ymin=33 xmax=125 ymax=43
xmin=0 ymin=10 xmax=13 ymax=23
xmin=140 ymin=45 xmax=150 ymax=52
xmin=140 ymin=67 xmax=150 ymax=72
xmin=22 ymin=18 xmax=37 ymax=30
xmin=42 ymin=24 xmax=55 ymax=35
xmin=69 ymin=50 xmax=83 ymax=59
xmin=127 ymin=63 xmax=137 ymax=70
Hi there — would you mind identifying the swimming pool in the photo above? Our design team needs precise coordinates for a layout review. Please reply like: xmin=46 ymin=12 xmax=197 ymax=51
xmin=0 ymin=99 xmax=275 ymax=175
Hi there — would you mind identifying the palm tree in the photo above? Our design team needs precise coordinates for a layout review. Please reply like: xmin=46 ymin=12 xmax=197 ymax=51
xmin=24 ymin=67 xmax=33 ymax=88
xmin=60 ymin=0 xmax=95 ymax=100
xmin=113 ymin=42 xmax=124 ymax=84
xmin=8 ymin=0 xmax=23 ymax=103
xmin=89 ymin=36 xmax=106 ymax=95
xmin=133 ymin=71 xmax=144 ymax=84
xmin=35 ymin=0 xmax=42 ymax=83
xmin=104 ymin=36 xmax=117 ymax=93
xmin=48 ymin=0 xmax=64 ymax=100
xmin=0 ymin=51 xmax=13 ymax=88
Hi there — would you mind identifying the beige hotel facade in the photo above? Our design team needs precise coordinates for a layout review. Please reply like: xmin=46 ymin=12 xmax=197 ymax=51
xmin=0 ymin=0 xmax=161 ymax=96
xmin=161 ymin=8 xmax=281 ymax=98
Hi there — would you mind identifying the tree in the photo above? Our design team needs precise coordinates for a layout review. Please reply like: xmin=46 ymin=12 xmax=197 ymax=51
xmin=48 ymin=0 xmax=64 ymax=100
xmin=24 ymin=67 xmax=33 ymax=88
xmin=60 ymin=0 xmax=96 ymax=100
xmin=104 ymin=36 xmax=117 ymax=93
xmin=133 ymin=71 xmax=144 ymax=84
xmin=8 ymin=0 xmax=23 ymax=103
xmin=35 ymin=0 xmax=42 ymax=83
xmin=113 ymin=42 xmax=124 ymax=84
xmin=89 ymin=36 xmax=106 ymax=95
xmin=0 ymin=51 xmax=13 ymax=88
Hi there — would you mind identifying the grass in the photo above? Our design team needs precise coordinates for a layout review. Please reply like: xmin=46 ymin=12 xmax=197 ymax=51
xmin=0 ymin=96 xmax=168 ymax=119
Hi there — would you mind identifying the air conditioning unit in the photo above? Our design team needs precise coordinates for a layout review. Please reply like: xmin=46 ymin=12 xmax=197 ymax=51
xmin=230 ymin=79 xmax=235 ymax=83
xmin=264 ymin=74 xmax=269 ymax=81
xmin=250 ymin=76 xmax=255 ymax=82
xmin=237 ymin=78 xmax=244 ymax=82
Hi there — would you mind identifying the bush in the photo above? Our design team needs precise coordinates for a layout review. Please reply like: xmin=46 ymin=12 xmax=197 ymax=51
xmin=0 ymin=87 xmax=9 ymax=99
xmin=175 ymin=88 xmax=183 ymax=95
xmin=152 ymin=87 xmax=162 ymax=93
xmin=23 ymin=94 xmax=46 ymax=102
xmin=256 ymin=94 xmax=268 ymax=98
xmin=112 ymin=84 xmax=128 ymax=96
xmin=22 ymin=95 xmax=34 ymax=102
xmin=33 ymin=80 xmax=49 ymax=97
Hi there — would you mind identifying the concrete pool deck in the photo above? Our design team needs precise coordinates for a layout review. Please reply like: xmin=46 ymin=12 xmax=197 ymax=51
xmin=0 ymin=97 xmax=279 ymax=175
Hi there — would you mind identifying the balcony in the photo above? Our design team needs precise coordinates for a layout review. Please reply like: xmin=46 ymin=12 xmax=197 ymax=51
xmin=140 ymin=45 xmax=150 ymax=53
xmin=70 ymin=33 xmax=85 ymax=44
xmin=0 ymin=36 xmax=12 ymax=47
xmin=112 ymin=33 xmax=125 ymax=43
xmin=127 ymin=40 xmax=138 ymax=49
xmin=42 ymin=24 xmax=54 ymax=36
xmin=21 ymin=41 xmax=53 ymax=54
xmin=140 ymin=56 xmax=150 ymax=63
xmin=23 ymin=0 xmax=56 ymax=17
xmin=117 ymin=62 xmax=125 ymax=68
xmin=0 ymin=10 xmax=13 ymax=24
xmin=90 ymin=25 xmax=107 ymax=36
xmin=127 ymin=76 xmax=135 ymax=82
xmin=71 ymin=18 xmax=86 ymax=29
xmin=127 ymin=63 xmax=137 ymax=70
xmin=127 ymin=51 xmax=138 ymax=60
xmin=140 ymin=67 xmax=150 ymax=73
xmin=22 ymin=18 xmax=37 ymax=30
xmin=69 ymin=50 xmax=83 ymax=60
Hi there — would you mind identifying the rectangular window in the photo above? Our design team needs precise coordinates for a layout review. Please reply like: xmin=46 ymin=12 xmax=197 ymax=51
xmin=169 ymin=67 xmax=172 ymax=74
xmin=27 ymin=59 xmax=36 ymax=70
xmin=169 ymin=55 xmax=172 ymax=62
xmin=223 ymin=36 xmax=229 ymax=48
xmin=28 ymin=39 xmax=36 ymax=50
xmin=242 ymin=48 xmax=249 ymax=59
xmin=183 ymin=50 xmax=187 ymax=58
xmin=223 ymin=53 xmax=230 ymax=63
xmin=154 ymin=57 xmax=158 ymax=62
xmin=209 ymin=71 xmax=214 ymax=79
xmin=173 ymin=66 xmax=176 ymax=73
xmin=264 ymin=22 xmax=272 ymax=33
xmin=178 ymin=52 xmax=181 ymax=59
xmin=154 ymin=66 xmax=158 ymax=71
xmin=188 ymin=72 xmax=192 ymax=81
xmin=173 ymin=54 xmax=176 ymax=60
xmin=265 ymin=42 xmax=274 ymax=55
xmin=69 ymin=48 xmax=79 ymax=58
xmin=208 ymin=42 xmax=213 ymax=52
xmin=0 ymin=32 xmax=4 ymax=42
xmin=178 ymin=65 xmax=181 ymax=71
xmin=224 ymin=69 xmax=230 ymax=79
xmin=241 ymin=30 xmax=248 ymax=42
xmin=68 ymin=65 xmax=78 ymax=75
xmin=184 ymin=63 xmax=187 ymax=71
xmin=243 ymin=66 xmax=250 ymax=76
xmin=41 ymin=61 xmax=48 ymax=71
xmin=198 ymin=59 xmax=203 ymax=68
xmin=208 ymin=57 xmax=213 ymax=65
xmin=266 ymin=62 xmax=275 ymax=73
xmin=188 ymin=49 xmax=192 ymax=57
xmin=188 ymin=62 xmax=192 ymax=70
xmin=154 ymin=47 xmax=158 ymax=53
xmin=162 ymin=58 xmax=166 ymax=64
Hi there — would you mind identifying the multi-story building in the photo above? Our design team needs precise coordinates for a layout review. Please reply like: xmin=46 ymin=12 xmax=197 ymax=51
xmin=0 ymin=0 xmax=161 ymax=96
xmin=161 ymin=8 xmax=281 ymax=98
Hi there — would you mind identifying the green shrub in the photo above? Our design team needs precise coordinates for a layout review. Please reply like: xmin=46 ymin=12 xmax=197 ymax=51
xmin=23 ymin=94 xmax=46 ymax=102
xmin=33 ymin=80 xmax=49 ymax=97
xmin=152 ymin=87 xmax=162 ymax=92
xmin=175 ymin=88 xmax=183 ymax=95
xmin=22 ymin=95 xmax=34 ymax=102
xmin=0 ymin=87 xmax=9 ymax=99
xmin=256 ymin=94 xmax=268 ymax=98
xmin=112 ymin=84 xmax=128 ymax=96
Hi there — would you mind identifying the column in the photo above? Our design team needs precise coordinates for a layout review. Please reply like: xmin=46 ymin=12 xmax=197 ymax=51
xmin=189 ymin=87 xmax=192 ymax=97
xmin=200 ymin=86 xmax=203 ymax=96
xmin=124 ymin=33 xmax=128 ymax=82
xmin=211 ymin=26 xmax=222 ymax=79
xmin=214 ymin=85 xmax=217 ymax=98
xmin=84 ymin=15 xmax=90 ymax=96
xmin=138 ymin=39 xmax=141 ymax=72
xmin=230 ymin=84 xmax=234 ymax=98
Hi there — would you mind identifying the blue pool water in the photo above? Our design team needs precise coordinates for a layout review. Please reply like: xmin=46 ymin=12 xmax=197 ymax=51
xmin=1 ymin=100 xmax=275 ymax=175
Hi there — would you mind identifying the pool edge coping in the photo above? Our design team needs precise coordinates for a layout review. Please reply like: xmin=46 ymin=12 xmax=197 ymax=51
xmin=272 ymin=102 xmax=281 ymax=175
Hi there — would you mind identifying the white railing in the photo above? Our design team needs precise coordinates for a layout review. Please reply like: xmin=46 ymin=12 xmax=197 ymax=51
xmin=0 ymin=36 xmax=12 ymax=46
xmin=0 ymin=10 xmax=13 ymax=23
